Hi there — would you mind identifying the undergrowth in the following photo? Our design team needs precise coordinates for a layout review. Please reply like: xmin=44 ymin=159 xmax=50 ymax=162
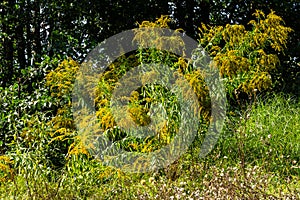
xmin=0 ymin=94 xmax=299 ymax=199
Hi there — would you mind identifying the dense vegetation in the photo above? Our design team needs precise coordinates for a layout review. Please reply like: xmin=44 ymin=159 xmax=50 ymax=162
xmin=0 ymin=0 xmax=299 ymax=199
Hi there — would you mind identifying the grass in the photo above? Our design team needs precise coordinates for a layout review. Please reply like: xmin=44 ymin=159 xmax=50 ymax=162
xmin=218 ymin=93 xmax=299 ymax=176
xmin=0 ymin=93 xmax=299 ymax=199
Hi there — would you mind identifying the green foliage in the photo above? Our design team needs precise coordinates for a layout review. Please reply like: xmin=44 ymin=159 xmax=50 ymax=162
xmin=0 ymin=57 xmax=57 ymax=154
xmin=0 ymin=56 xmax=72 ymax=185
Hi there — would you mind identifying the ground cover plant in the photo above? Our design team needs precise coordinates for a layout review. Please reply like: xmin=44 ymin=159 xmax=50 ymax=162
xmin=0 ymin=10 xmax=299 ymax=199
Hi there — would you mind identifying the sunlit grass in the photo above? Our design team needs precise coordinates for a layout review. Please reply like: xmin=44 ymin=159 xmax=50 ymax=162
xmin=217 ymin=93 xmax=299 ymax=176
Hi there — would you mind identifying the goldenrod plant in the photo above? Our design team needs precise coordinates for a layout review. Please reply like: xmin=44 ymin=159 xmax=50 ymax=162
xmin=199 ymin=10 xmax=293 ymax=102
xmin=0 ymin=155 xmax=13 ymax=183
xmin=92 ymin=15 xmax=211 ymax=161
xmin=45 ymin=12 xmax=294 ymax=165
xmin=1 ymin=12 xmax=296 ymax=199
xmin=45 ymin=58 xmax=88 ymax=156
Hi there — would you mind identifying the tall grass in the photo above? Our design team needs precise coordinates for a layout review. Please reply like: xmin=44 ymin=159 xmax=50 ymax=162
xmin=217 ymin=93 xmax=299 ymax=175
